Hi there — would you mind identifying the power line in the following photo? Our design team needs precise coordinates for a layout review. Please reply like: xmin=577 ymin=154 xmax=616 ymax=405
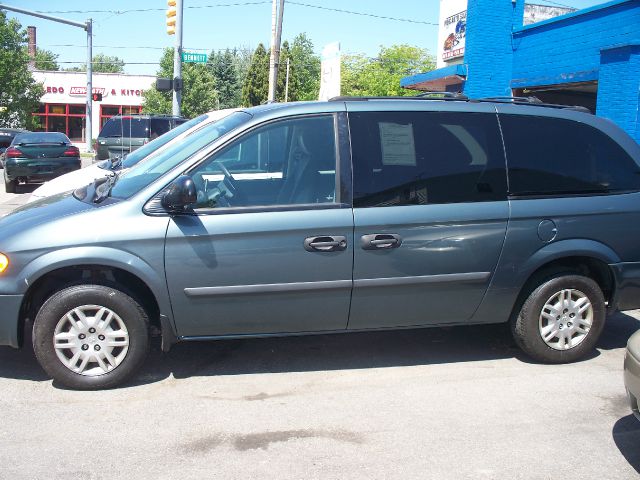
xmin=38 ymin=44 xmax=249 ymax=53
xmin=37 ymin=2 xmax=271 ymax=15
xmin=37 ymin=1 xmax=437 ymax=26
xmin=286 ymin=1 xmax=437 ymax=25
xmin=41 ymin=44 xmax=167 ymax=51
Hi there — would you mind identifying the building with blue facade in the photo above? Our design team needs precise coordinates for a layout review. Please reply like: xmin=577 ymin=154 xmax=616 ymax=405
xmin=401 ymin=0 xmax=640 ymax=143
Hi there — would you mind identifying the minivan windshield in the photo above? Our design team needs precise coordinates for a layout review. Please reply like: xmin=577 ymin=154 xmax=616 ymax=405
xmin=102 ymin=113 xmax=209 ymax=171
xmin=109 ymin=111 xmax=251 ymax=199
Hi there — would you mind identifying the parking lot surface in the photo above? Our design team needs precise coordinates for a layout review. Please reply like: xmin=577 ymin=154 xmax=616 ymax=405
xmin=0 ymin=169 xmax=639 ymax=479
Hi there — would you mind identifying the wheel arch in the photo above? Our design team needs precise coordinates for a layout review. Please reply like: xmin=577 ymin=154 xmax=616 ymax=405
xmin=16 ymin=247 xmax=176 ymax=348
xmin=509 ymin=242 xmax=618 ymax=325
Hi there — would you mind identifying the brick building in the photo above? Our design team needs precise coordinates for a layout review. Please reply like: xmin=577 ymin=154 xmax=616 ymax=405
xmin=401 ymin=0 xmax=640 ymax=143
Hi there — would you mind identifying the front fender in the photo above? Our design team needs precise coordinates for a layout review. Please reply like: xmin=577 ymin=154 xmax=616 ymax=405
xmin=17 ymin=246 xmax=172 ymax=322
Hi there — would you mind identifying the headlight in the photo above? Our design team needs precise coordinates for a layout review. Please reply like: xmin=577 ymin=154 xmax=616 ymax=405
xmin=0 ymin=253 xmax=8 ymax=273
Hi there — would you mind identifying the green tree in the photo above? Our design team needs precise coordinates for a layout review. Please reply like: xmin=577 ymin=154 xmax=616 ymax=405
xmin=288 ymin=33 xmax=320 ymax=101
xmin=33 ymin=47 xmax=59 ymax=71
xmin=66 ymin=53 xmax=125 ymax=73
xmin=209 ymin=48 xmax=242 ymax=108
xmin=0 ymin=12 xmax=44 ymax=129
xmin=143 ymin=48 xmax=219 ymax=118
xmin=232 ymin=46 xmax=253 ymax=86
xmin=241 ymin=43 xmax=269 ymax=107
xmin=92 ymin=53 xmax=125 ymax=73
xmin=341 ymin=44 xmax=435 ymax=97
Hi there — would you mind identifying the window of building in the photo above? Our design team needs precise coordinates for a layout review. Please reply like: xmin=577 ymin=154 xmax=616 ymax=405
xmin=501 ymin=115 xmax=640 ymax=196
xmin=32 ymin=103 xmax=86 ymax=141
xmin=189 ymin=115 xmax=338 ymax=209
xmin=99 ymin=105 xmax=143 ymax=129
xmin=350 ymin=111 xmax=508 ymax=207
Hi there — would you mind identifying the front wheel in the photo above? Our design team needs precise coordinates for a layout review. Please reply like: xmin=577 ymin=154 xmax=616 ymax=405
xmin=33 ymin=284 xmax=149 ymax=390
xmin=512 ymin=274 xmax=606 ymax=363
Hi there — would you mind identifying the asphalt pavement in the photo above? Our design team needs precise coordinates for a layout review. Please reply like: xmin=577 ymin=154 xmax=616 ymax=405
xmin=0 ymin=167 xmax=639 ymax=479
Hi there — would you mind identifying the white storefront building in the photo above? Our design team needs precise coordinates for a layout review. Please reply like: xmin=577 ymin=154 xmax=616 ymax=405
xmin=32 ymin=70 xmax=156 ymax=148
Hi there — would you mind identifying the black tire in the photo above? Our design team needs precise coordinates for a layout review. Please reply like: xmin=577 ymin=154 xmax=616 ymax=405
xmin=5 ymin=176 xmax=16 ymax=193
xmin=32 ymin=284 xmax=149 ymax=390
xmin=512 ymin=274 xmax=606 ymax=363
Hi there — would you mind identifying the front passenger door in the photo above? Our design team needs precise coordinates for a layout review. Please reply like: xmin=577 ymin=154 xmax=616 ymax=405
xmin=165 ymin=114 xmax=354 ymax=337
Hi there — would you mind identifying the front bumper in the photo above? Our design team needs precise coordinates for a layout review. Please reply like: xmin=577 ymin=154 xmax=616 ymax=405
xmin=0 ymin=294 xmax=24 ymax=348
xmin=624 ymin=331 xmax=640 ymax=421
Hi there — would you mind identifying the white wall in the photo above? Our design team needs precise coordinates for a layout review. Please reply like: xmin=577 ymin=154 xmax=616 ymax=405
xmin=32 ymin=70 xmax=156 ymax=140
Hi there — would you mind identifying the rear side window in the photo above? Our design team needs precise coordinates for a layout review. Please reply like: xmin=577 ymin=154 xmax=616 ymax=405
xmin=99 ymin=117 xmax=149 ymax=138
xmin=150 ymin=118 xmax=172 ymax=138
xmin=350 ymin=111 xmax=507 ymax=207
xmin=501 ymin=115 xmax=640 ymax=196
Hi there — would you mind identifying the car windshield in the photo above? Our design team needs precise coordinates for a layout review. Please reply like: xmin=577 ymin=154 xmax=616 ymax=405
xmin=13 ymin=132 xmax=69 ymax=145
xmin=99 ymin=117 xmax=149 ymax=138
xmin=113 ymin=113 xmax=209 ymax=170
xmin=109 ymin=111 xmax=251 ymax=199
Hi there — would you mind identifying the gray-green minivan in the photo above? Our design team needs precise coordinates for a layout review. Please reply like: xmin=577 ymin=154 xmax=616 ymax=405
xmin=1 ymin=96 xmax=640 ymax=390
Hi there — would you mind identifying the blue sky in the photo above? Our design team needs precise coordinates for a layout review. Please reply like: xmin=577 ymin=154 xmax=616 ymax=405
xmin=6 ymin=0 xmax=605 ymax=76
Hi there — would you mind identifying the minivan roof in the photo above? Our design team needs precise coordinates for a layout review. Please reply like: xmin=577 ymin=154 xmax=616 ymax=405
xmin=241 ymin=95 xmax=592 ymax=119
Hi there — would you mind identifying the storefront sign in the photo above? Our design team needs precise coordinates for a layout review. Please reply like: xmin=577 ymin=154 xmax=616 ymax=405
xmin=442 ymin=10 xmax=466 ymax=61
xmin=69 ymin=87 xmax=106 ymax=96
xmin=437 ymin=0 xmax=468 ymax=68
xmin=44 ymin=86 xmax=143 ymax=97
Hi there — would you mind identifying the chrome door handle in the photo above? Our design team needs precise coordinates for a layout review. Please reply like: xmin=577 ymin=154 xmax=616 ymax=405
xmin=304 ymin=236 xmax=348 ymax=252
xmin=361 ymin=234 xmax=402 ymax=250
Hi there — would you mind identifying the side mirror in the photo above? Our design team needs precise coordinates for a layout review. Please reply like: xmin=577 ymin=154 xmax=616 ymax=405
xmin=161 ymin=175 xmax=197 ymax=211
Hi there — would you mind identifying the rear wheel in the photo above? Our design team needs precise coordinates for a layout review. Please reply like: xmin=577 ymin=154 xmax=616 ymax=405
xmin=512 ymin=274 xmax=606 ymax=363
xmin=33 ymin=284 xmax=149 ymax=390
xmin=4 ymin=172 xmax=16 ymax=193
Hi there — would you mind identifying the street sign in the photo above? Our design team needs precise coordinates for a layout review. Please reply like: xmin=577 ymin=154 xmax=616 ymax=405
xmin=182 ymin=51 xmax=208 ymax=63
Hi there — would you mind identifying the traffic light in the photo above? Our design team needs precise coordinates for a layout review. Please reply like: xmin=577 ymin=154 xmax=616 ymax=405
xmin=166 ymin=0 xmax=177 ymax=35
xmin=92 ymin=92 xmax=103 ymax=101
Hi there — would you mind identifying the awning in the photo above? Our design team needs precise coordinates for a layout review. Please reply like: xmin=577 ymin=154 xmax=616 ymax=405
xmin=401 ymin=64 xmax=467 ymax=91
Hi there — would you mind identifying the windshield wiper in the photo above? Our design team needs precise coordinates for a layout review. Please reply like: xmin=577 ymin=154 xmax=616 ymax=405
xmin=110 ymin=153 xmax=127 ymax=170
xmin=93 ymin=171 xmax=119 ymax=203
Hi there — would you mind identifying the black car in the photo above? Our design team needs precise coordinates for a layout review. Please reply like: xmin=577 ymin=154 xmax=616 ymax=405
xmin=95 ymin=114 xmax=186 ymax=160
xmin=3 ymin=132 xmax=81 ymax=193
xmin=0 ymin=128 xmax=27 ymax=169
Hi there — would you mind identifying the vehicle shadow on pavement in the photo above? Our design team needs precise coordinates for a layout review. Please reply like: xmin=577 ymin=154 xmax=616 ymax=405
xmin=133 ymin=310 xmax=638 ymax=386
xmin=0 ymin=312 xmax=637 ymax=388
xmin=612 ymin=415 xmax=640 ymax=473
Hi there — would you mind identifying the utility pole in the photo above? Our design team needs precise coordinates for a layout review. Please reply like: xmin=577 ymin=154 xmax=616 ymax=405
xmin=86 ymin=19 xmax=92 ymax=152
xmin=268 ymin=0 xmax=285 ymax=102
xmin=284 ymin=57 xmax=290 ymax=102
xmin=0 ymin=4 xmax=93 ymax=152
xmin=168 ymin=0 xmax=184 ymax=116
